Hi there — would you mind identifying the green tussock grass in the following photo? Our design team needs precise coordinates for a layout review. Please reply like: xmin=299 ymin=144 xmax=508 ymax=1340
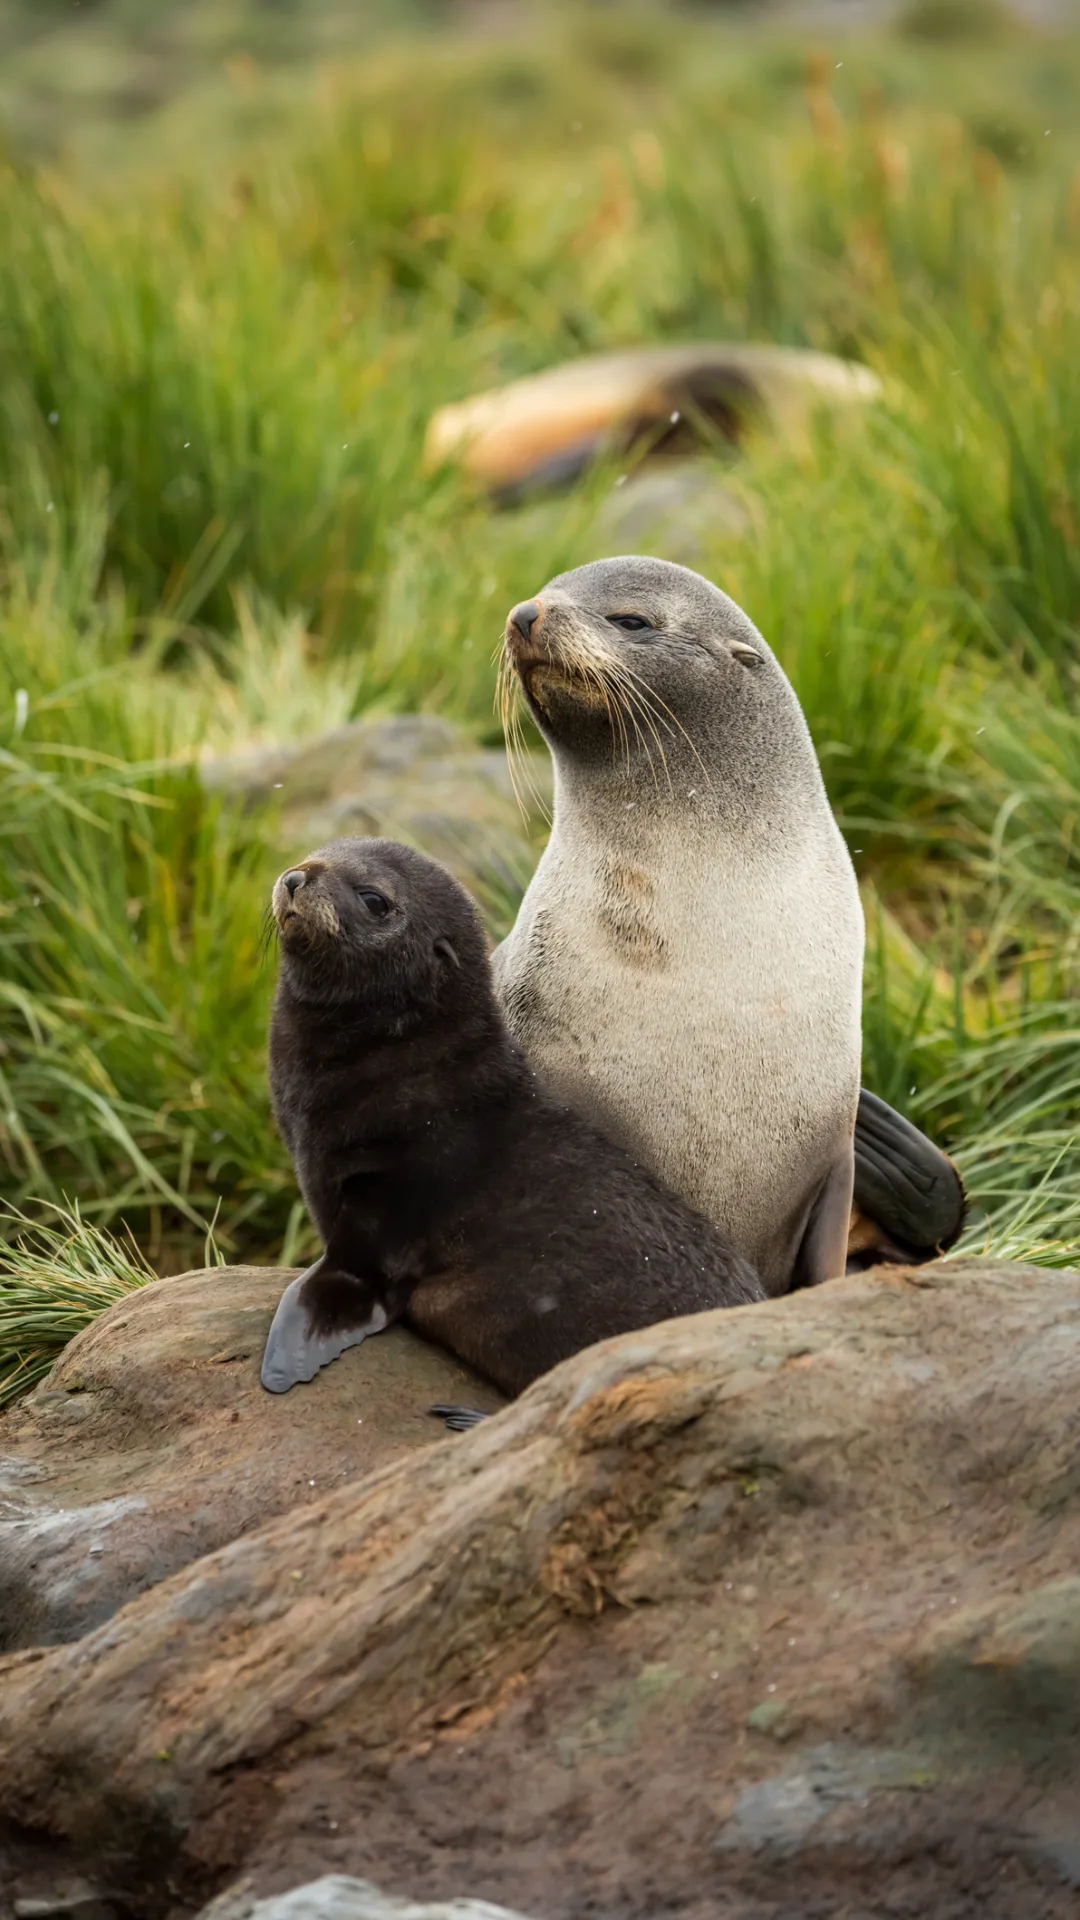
xmin=1 ymin=5 xmax=1080 ymax=1398
xmin=0 ymin=1203 xmax=154 ymax=1408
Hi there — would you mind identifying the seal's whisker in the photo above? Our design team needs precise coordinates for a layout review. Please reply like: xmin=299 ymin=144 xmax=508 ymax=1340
xmin=609 ymin=676 xmax=661 ymax=789
xmin=610 ymin=660 xmax=716 ymax=796
xmin=519 ymin=628 xmax=637 ymax=779
xmin=497 ymin=651 xmax=528 ymax=819
xmin=621 ymin=668 xmax=711 ymax=796
xmin=509 ymin=687 xmax=551 ymax=823
xmin=581 ymin=652 xmax=635 ymax=775
xmin=612 ymin=672 xmax=674 ymax=790
xmin=551 ymin=631 xmax=648 ymax=782
xmin=258 ymin=907 xmax=279 ymax=965
xmin=601 ymin=659 xmax=672 ymax=793
xmin=597 ymin=666 xmax=640 ymax=782
xmin=579 ymin=634 xmax=662 ymax=746
xmin=495 ymin=655 xmax=518 ymax=810
xmin=623 ymin=693 xmax=669 ymax=793
xmin=497 ymin=647 xmax=552 ymax=825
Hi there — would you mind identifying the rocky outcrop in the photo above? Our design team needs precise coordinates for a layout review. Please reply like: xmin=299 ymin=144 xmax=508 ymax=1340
xmin=201 ymin=715 xmax=550 ymax=886
xmin=0 ymin=1265 xmax=504 ymax=1649
xmin=0 ymin=1259 xmax=1078 ymax=1918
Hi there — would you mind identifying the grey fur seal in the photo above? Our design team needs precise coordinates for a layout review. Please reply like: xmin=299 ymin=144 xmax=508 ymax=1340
xmin=492 ymin=555 xmax=866 ymax=1295
xmin=260 ymin=836 xmax=763 ymax=1400
xmin=493 ymin=555 xmax=965 ymax=1286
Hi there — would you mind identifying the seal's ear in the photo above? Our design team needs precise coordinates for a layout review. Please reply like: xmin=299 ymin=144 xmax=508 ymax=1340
xmin=433 ymin=935 xmax=460 ymax=968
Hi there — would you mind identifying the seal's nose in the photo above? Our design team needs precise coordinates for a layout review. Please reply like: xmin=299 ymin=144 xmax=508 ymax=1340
xmin=508 ymin=599 xmax=541 ymax=644
xmin=283 ymin=870 xmax=306 ymax=899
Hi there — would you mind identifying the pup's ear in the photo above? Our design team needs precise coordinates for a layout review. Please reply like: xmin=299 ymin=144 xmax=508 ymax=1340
xmin=433 ymin=936 xmax=460 ymax=968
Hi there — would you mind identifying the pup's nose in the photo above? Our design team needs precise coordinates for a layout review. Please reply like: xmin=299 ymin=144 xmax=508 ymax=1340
xmin=283 ymin=870 xmax=306 ymax=899
xmin=508 ymin=599 xmax=541 ymax=644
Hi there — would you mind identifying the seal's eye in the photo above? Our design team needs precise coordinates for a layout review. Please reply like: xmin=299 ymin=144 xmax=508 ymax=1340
xmin=607 ymin=614 xmax=653 ymax=633
xmin=357 ymin=889 xmax=390 ymax=919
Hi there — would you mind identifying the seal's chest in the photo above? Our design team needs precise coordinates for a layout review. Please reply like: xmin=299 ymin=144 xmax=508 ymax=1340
xmin=592 ymin=858 xmax=670 ymax=975
xmin=587 ymin=855 xmax=798 ymax=982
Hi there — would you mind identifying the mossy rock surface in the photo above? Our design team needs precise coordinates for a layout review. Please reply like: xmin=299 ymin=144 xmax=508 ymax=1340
xmin=0 ymin=1264 xmax=503 ymax=1650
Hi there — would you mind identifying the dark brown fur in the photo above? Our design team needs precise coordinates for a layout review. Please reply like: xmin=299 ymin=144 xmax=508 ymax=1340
xmin=265 ymin=837 xmax=763 ymax=1399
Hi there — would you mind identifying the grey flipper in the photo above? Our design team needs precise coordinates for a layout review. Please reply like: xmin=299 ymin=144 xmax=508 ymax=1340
xmin=791 ymin=1150 xmax=855 ymax=1291
xmin=854 ymin=1090 xmax=967 ymax=1256
xmin=428 ymin=1405 xmax=491 ymax=1432
xmin=261 ymin=1266 xmax=388 ymax=1394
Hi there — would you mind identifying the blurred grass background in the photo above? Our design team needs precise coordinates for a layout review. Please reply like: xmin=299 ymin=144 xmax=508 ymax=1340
xmin=2 ymin=0 xmax=1080 ymax=1396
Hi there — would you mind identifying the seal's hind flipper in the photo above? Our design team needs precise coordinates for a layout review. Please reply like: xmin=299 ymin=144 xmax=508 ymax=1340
xmin=853 ymin=1089 xmax=967 ymax=1258
xmin=261 ymin=1264 xmax=388 ymax=1393
xmin=428 ymin=1404 xmax=490 ymax=1432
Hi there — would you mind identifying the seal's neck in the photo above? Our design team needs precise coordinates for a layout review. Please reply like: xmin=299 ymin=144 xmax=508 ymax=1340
xmin=550 ymin=748 xmax=811 ymax=857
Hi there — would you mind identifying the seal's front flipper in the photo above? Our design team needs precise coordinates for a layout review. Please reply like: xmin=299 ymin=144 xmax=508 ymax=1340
xmin=428 ymin=1404 xmax=490 ymax=1432
xmin=261 ymin=1262 xmax=388 ymax=1393
xmin=853 ymin=1089 xmax=967 ymax=1259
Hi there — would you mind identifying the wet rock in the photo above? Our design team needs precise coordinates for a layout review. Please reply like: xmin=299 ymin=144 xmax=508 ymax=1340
xmin=201 ymin=715 xmax=549 ymax=887
xmin=425 ymin=341 xmax=882 ymax=495
xmin=0 ymin=1259 xmax=1078 ymax=1920
xmin=197 ymin=1877 xmax=533 ymax=1920
xmin=0 ymin=1266 xmax=504 ymax=1650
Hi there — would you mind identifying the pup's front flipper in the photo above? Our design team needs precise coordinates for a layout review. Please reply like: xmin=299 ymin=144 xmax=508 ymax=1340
xmin=261 ymin=1262 xmax=389 ymax=1393
xmin=428 ymin=1404 xmax=490 ymax=1432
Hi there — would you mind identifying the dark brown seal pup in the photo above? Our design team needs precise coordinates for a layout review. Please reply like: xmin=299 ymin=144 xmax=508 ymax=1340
xmin=261 ymin=837 xmax=763 ymax=1399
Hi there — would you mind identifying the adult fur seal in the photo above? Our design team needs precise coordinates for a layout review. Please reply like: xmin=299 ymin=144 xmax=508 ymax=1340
xmin=494 ymin=556 xmax=854 ymax=1295
xmin=493 ymin=556 xmax=965 ymax=1288
xmin=260 ymin=836 xmax=763 ymax=1399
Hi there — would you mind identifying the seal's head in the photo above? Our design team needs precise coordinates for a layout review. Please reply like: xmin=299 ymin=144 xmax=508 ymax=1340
xmin=500 ymin=554 xmax=810 ymax=803
xmin=271 ymin=836 xmax=489 ymax=1017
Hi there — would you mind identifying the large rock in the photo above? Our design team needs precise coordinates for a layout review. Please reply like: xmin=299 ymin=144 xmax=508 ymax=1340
xmin=201 ymin=714 xmax=550 ymax=888
xmin=0 ymin=1266 xmax=504 ymax=1650
xmin=594 ymin=459 xmax=749 ymax=563
xmin=0 ymin=1259 xmax=1078 ymax=1917
xmin=510 ymin=458 xmax=750 ymax=573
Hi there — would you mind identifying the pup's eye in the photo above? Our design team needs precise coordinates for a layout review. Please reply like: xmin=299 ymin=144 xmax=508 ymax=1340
xmin=607 ymin=614 xmax=653 ymax=633
xmin=357 ymin=889 xmax=390 ymax=918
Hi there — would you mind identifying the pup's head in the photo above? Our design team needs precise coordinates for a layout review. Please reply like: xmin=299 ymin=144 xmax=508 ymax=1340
xmin=270 ymin=837 xmax=490 ymax=1017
